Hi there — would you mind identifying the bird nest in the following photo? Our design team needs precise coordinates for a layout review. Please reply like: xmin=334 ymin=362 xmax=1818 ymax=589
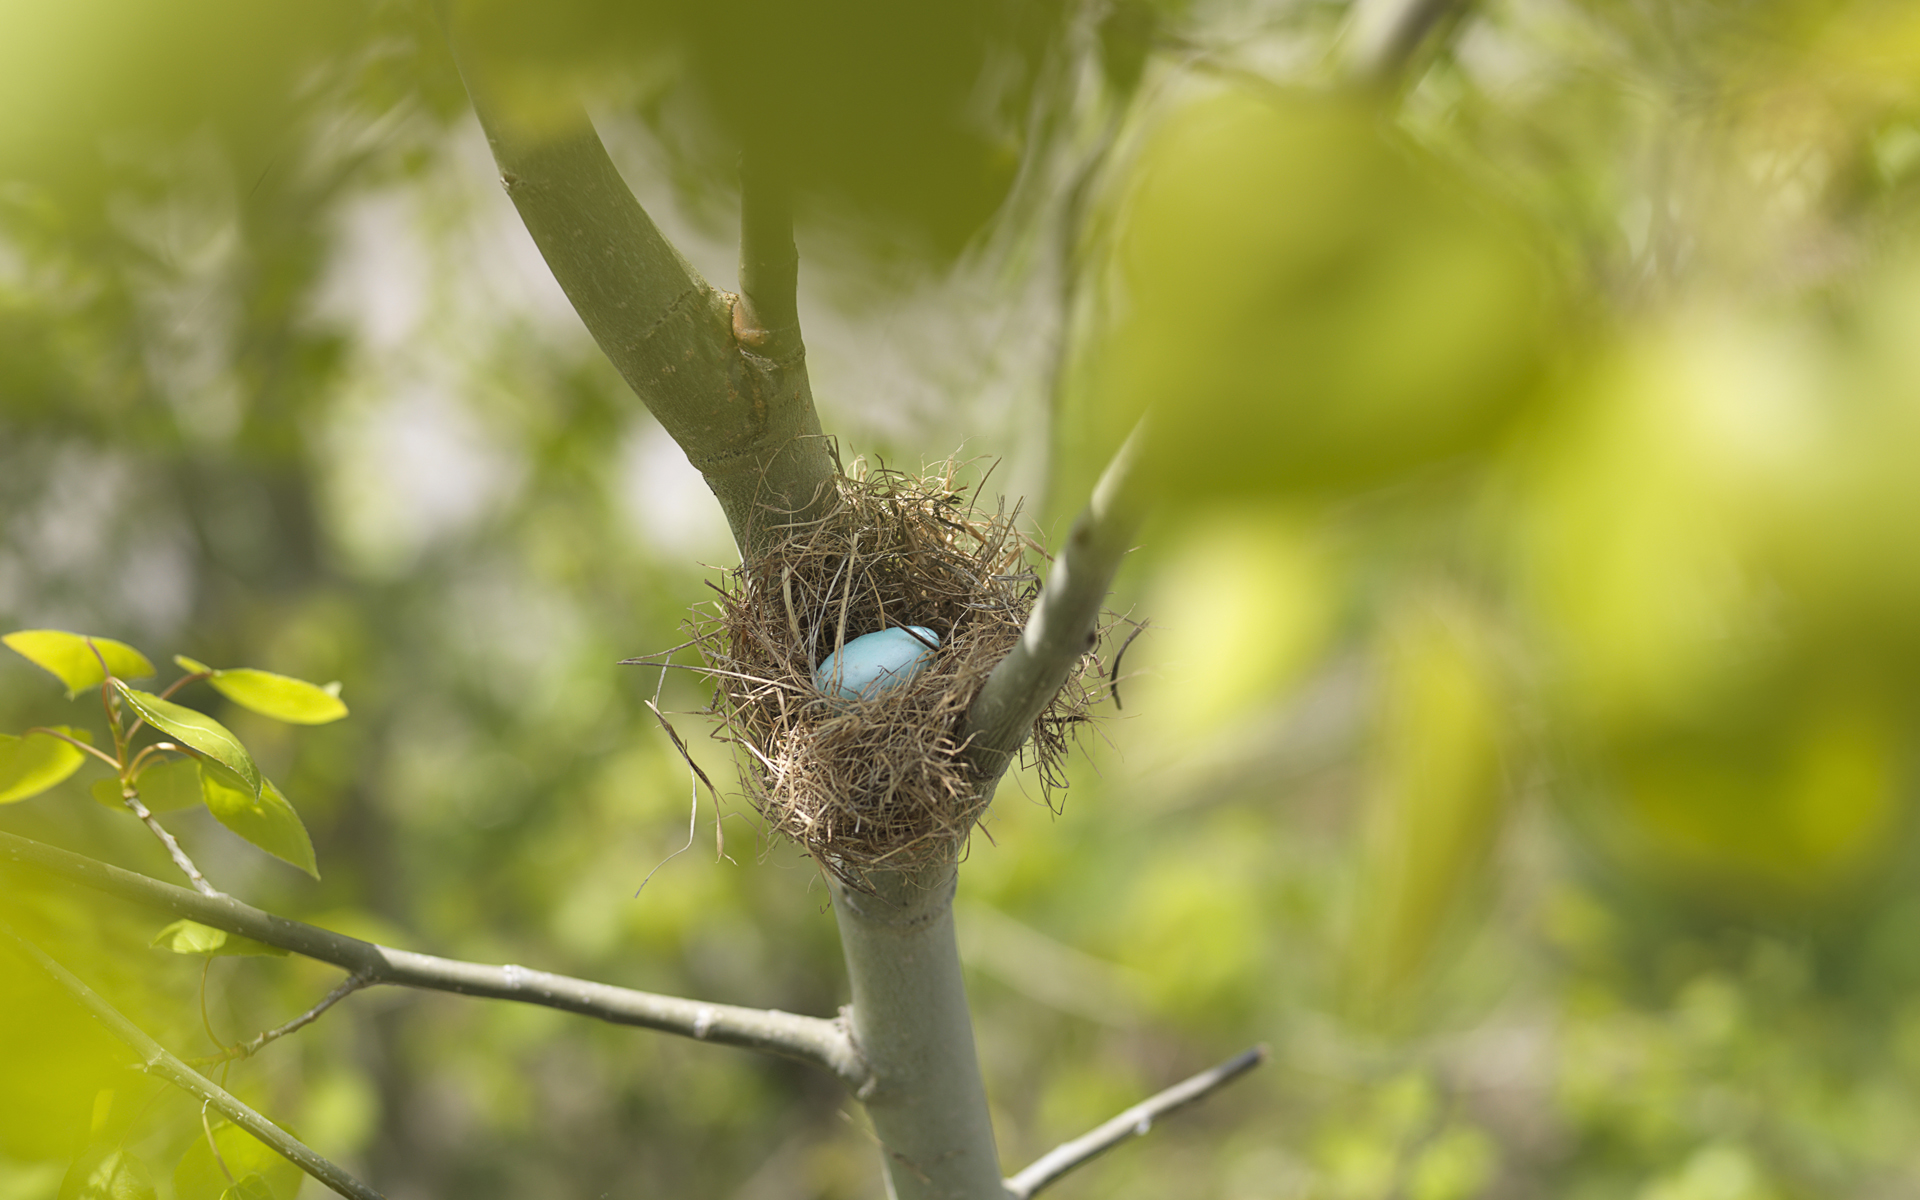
xmin=689 ymin=461 xmax=1098 ymax=886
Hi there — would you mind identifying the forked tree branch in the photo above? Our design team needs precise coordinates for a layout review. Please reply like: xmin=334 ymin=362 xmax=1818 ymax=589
xmin=0 ymin=920 xmax=383 ymax=1200
xmin=436 ymin=2 xmax=835 ymax=553
xmin=0 ymin=831 xmax=867 ymax=1088
xmin=959 ymin=420 xmax=1145 ymax=785
xmin=1004 ymin=1044 xmax=1268 ymax=1199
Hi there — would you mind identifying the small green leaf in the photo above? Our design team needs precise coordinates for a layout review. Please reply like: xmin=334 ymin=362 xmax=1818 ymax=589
xmin=220 ymin=1177 xmax=276 ymax=1200
xmin=5 ymin=631 xmax=155 ymax=697
xmin=200 ymin=764 xmax=318 ymax=879
xmin=136 ymin=756 xmax=206 ymax=812
xmin=205 ymin=667 xmax=349 ymax=725
xmin=174 ymin=655 xmax=214 ymax=675
xmin=60 ymin=1145 xmax=156 ymax=1200
xmin=150 ymin=919 xmax=287 ymax=958
xmin=111 ymin=683 xmax=259 ymax=796
xmin=0 ymin=727 xmax=90 ymax=805
xmin=93 ymin=757 xmax=205 ymax=814
xmin=174 ymin=1119 xmax=304 ymax=1200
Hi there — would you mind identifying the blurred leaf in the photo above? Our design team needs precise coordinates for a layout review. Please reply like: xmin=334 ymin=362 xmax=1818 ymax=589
xmin=1346 ymin=594 xmax=1509 ymax=1023
xmin=150 ymin=919 xmax=287 ymax=958
xmin=137 ymin=755 xmax=208 ymax=813
xmin=1071 ymin=87 xmax=1550 ymax=504
xmin=174 ymin=655 xmax=215 ymax=675
xmin=174 ymin=1118 xmax=304 ymax=1200
xmin=91 ymin=757 xmax=203 ymax=814
xmin=59 ymin=1146 xmax=156 ymax=1200
xmin=0 ymin=725 xmax=90 ymax=804
xmin=4 ymin=630 xmax=155 ymax=697
xmin=220 ymin=1177 xmax=276 ymax=1200
xmin=204 ymin=667 xmax=349 ymax=725
xmin=199 ymin=765 xmax=318 ymax=879
xmin=111 ymin=682 xmax=260 ymax=796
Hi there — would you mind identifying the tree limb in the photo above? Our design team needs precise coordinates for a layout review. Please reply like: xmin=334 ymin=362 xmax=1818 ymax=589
xmin=0 ymin=831 xmax=868 ymax=1088
xmin=0 ymin=920 xmax=384 ymax=1200
xmin=436 ymin=2 xmax=835 ymax=554
xmin=959 ymin=420 xmax=1145 ymax=786
xmin=1003 ymin=1044 xmax=1268 ymax=1199
xmin=1340 ymin=0 xmax=1469 ymax=89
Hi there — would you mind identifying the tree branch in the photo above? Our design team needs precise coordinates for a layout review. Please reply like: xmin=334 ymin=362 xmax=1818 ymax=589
xmin=190 ymin=971 xmax=371 ymax=1067
xmin=959 ymin=420 xmax=1145 ymax=786
xmin=0 ymin=920 xmax=383 ymax=1200
xmin=436 ymin=2 xmax=835 ymax=554
xmin=1003 ymin=1044 xmax=1268 ymax=1199
xmin=0 ymin=831 xmax=867 ymax=1088
xmin=121 ymin=787 xmax=219 ymax=898
xmin=1340 ymin=0 xmax=1469 ymax=89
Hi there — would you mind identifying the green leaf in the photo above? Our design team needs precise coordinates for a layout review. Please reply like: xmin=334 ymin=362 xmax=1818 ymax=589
xmin=199 ymin=764 xmax=318 ymax=879
xmin=60 ymin=1145 xmax=156 ymax=1200
xmin=5 ymin=631 xmax=155 ymax=697
xmin=205 ymin=667 xmax=349 ymax=726
xmin=136 ymin=755 xmax=207 ymax=812
xmin=174 ymin=655 xmax=214 ymax=675
xmin=0 ymin=726 xmax=89 ymax=804
xmin=150 ymin=919 xmax=287 ymax=958
xmin=111 ymin=683 xmax=260 ymax=796
xmin=92 ymin=757 xmax=205 ymax=814
xmin=174 ymin=1119 xmax=304 ymax=1200
xmin=220 ymin=1177 xmax=276 ymax=1200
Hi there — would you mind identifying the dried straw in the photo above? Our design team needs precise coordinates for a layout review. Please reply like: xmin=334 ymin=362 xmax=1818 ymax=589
xmin=691 ymin=460 xmax=1098 ymax=886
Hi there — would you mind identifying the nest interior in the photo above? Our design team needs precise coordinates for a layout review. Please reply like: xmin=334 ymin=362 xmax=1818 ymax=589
xmin=695 ymin=462 xmax=1096 ymax=884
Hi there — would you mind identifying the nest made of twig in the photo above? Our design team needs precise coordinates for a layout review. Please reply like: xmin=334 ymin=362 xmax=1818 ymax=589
xmin=692 ymin=460 xmax=1097 ymax=886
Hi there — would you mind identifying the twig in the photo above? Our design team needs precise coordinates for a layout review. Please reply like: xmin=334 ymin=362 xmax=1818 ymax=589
xmin=0 ymin=830 xmax=868 ymax=1089
xmin=190 ymin=972 xmax=371 ymax=1067
xmin=0 ymin=920 xmax=383 ymax=1200
xmin=959 ymin=420 xmax=1146 ymax=786
xmin=122 ymin=787 xmax=220 ymax=898
xmin=1106 ymin=620 xmax=1149 ymax=712
xmin=1003 ymin=1045 xmax=1268 ymax=1199
xmin=1340 ymin=0 xmax=1469 ymax=88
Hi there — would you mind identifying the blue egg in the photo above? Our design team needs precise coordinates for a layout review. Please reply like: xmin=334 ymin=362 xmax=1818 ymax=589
xmin=814 ymin=626 xmax=941 ymax=701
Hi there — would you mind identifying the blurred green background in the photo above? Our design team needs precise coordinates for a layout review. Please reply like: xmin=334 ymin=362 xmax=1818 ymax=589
xmin=9 ymin=0 xmax=1920 ymax=1197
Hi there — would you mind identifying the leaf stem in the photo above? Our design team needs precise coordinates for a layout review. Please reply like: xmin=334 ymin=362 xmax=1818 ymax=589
xmin=22 ymin=726 xmax=122 ymax=771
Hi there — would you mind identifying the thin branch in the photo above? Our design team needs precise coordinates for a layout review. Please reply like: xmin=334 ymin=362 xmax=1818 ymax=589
xmin=23 ymin=725 xmax=121 ymax=770
xmin=120 ymin=787 xmax=220 ymax=898
xmin=736 ymin=144 xmax=802 ymax=362
xmin=190 ymin=971 xmax=371 ymax=1067
xmin=0 ymin=831 xmax=867 ymax=1089
xmin=958 ymin=420 xmax=1146 ymax=786
xmin=1003 ymin=1045 xmax=1268 ymax=1199
xmin=0 ymin=920 xmax=383 ymax=1200
xmin=1339 ymin=0 xmax=1469 ymax=89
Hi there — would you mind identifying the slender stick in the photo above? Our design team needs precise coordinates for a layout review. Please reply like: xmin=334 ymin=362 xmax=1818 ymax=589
xmin=0 ymin=921 xmax=384 ymax=1200
xmin=959 ymin=420 xmax=1146 ymax=786
xmin=1340 ymin=0 xmax=1469 ymax=88
xmin=191 ymin=971 xmax=371 ymax=1066
xmin=1003 ymin=1045 xmax=1268 ymax=1199
xmin=120 ymin=788 xmax=219 ymax=898
xmin=0 ymin=831 xmax=867 ymax=1088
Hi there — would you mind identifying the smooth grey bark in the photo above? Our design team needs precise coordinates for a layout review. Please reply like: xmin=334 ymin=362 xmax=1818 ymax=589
xmin=830 ymin=862 xmax=1008 ymax=1200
